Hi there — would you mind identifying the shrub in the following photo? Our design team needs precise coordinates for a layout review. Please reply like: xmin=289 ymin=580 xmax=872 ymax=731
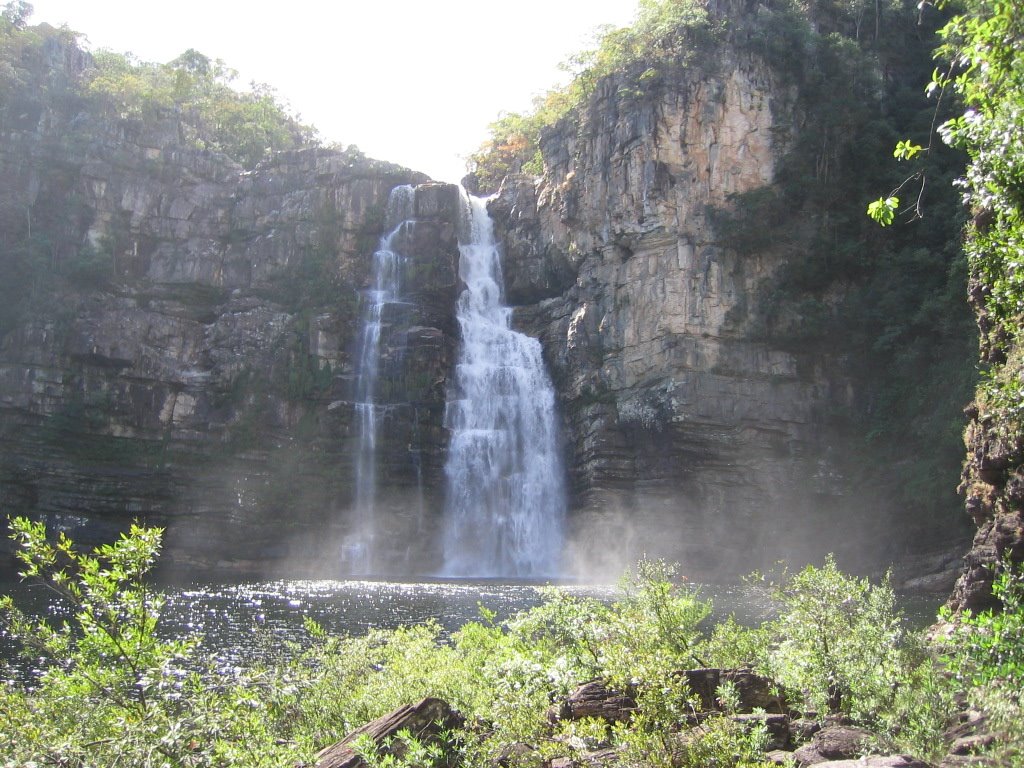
xmin=762 ymin=557 xmax=911 ymax=722
xmin=939 ymin=563 xmax=1024 ymax=764
xmin=0 ymin=517 xmax=298 ymax=766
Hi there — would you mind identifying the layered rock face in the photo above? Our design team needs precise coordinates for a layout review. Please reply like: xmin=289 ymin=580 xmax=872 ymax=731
xmin=485 ymin=52 xmax=862 ymax=578
xmin=950 ymin=285 xmax=1024 ymax=611
xmin=0 ymin=16 xmax=969 ymax=582
xmin=0 ymin=40 xmax=464 ymax=574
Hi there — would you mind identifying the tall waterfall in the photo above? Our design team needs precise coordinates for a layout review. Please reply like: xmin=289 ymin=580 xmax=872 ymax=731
xmin=350 ymin=184 xmax=415 ymax=572
xmin=442 ymin=193 xmax=566 ymax=577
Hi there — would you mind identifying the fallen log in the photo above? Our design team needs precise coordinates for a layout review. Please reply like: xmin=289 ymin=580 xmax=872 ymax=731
xmin=315 ymin=697 xmax=463 ymax=768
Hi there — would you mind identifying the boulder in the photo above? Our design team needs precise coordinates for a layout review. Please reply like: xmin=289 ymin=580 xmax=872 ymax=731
xmin=548 ymin=680 xmax=637 ymax=724
xmin=948 ymin=733 xmax=995 ymax=756
xmin=678 ymin=668 xmax=786 ymax=713
xmin=792 ymin=725 xmax=873 ymax=765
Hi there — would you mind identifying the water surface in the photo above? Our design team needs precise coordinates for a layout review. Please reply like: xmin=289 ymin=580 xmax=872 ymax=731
xmin=1 ymin=576 xmax=943 ymax=678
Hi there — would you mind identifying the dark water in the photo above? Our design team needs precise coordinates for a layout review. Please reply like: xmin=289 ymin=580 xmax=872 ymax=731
xmin=0 ymin=576 xmax=943 ymax=679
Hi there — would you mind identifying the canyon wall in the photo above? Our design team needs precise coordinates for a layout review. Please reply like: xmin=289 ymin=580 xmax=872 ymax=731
xmin=484 ymin=53 xmax=865 ymax=578
xmin=0 ymin=35 xmax=464 ymax=574
xmin=0 ymin=8 xmax=974 ymax=582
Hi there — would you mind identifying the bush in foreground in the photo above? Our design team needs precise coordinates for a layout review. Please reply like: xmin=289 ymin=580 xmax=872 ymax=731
xmin=2 ymin=518 xmax=1021 ymax=767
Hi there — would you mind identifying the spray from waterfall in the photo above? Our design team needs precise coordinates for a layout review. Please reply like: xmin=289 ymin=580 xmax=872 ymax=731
xmin=441 ymin=192 xmax=566 ymax=577
xmin=349 ymin=184 xmax=415 ymax=573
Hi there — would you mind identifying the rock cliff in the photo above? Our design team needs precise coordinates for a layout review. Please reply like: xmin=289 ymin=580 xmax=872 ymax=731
xmin=0 ymin=6 xmax=975 ymax=581
xmin=474 ymin=0 xmax=976 ymax=580
xmin=0 ymin=31 xmax=465 ymax=574
xmin=484 ymin=51 xmax=858 ymax=578
xmin=950 ymin=275 xmax=1024 ymax=611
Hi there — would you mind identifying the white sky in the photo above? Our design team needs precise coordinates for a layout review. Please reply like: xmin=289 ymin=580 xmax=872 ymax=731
xmin=27 ymin=1 xmax=640 ymax=182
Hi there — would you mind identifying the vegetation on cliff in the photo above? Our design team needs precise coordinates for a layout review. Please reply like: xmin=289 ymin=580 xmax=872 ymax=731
xmin=466 ymin=0 xmax=720 ymax=189
xmin=2 ymin=520 xmax=1022 ymax=766
xmin=938 ymin=0 xmax=1024 ymax=584
xmin=1 ymin=4 xmax=316 ymax=165
xmin=864 ymin=0 xmax=1024 ymax=605
xmin=0 ymin=3 xmax=318 ymax=338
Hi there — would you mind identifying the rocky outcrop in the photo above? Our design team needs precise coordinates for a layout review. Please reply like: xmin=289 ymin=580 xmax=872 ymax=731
xmin=547 ymin=680 xmax=637 ymax=724
xmin=485 ymin=43 xmax=867 ymax=578
xmin=950 ymin=303 xmax=1024 ymax=610
xmin=678 ymin=668 xmax=786 ymax=714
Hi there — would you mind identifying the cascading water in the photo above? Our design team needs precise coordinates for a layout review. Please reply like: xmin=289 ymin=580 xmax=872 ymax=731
xmin=349 ymin=184 xmax=415 ymax=572
xmin=442 ymin=193 xmax=566 ymax=577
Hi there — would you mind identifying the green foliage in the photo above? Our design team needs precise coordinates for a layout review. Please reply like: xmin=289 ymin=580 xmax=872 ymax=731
xmin=2 ymin=527 xmax=1006 ymax=767
xmin=624 ymin=713 xmax=770 ymax=768
xmin=867 ymin=196 xmax=900 ymax=225
xmin=507 ymin=560 xmax=710 ymax=693
xmin=933 ymin=0 xmax=1024 ymax=432
xmin=87 ymin=48 xmax=316 ymax=167
xmin=467 ymin=0 xmax=718 ymax=189
xmin=869 ymin=0 xmax=1024 ymax=449
xmin=0 ymin=518 xmax=319 ymax=766
xmin=1 ymin=1 xmax=32 ymax=29
xmin=762 ymin=557 xmax=912 ymax=722
xmin=943 ymin=564 xmax=1024 ymax=690
xmin=893 ymin=140 xmax=924 ymax=161
xmin=938 ymin=563 xmax=1024 ymax=764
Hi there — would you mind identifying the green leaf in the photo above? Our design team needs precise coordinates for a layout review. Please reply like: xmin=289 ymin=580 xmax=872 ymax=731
xmin=867 ymin=196 xmax=900 ymax=226
xmin=893 ymin=140 xmax=924 ymax=160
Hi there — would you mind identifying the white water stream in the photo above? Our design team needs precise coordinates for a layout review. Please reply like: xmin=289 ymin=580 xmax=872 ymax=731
xmin=441 ymin=193 xmax=566 ymax=576
xmin=350 ymin=185 xmax=415 ymax=572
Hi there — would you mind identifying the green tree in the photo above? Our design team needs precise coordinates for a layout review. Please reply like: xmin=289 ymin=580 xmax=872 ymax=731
xmin=87 ymin=48 xmax=317 ymax=167
xmin=1 ymin=0 xmax=32 ymax=29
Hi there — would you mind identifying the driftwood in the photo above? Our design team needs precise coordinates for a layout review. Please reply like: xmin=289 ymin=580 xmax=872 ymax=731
xmin=314 ymin=697 xmax=463 ymax=768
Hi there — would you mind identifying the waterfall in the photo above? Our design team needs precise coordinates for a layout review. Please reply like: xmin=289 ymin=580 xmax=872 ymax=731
xmin=441 ymin=193 xmax=566 ymax=577
xmin=350 ymin=184 xmax=415 ymax=573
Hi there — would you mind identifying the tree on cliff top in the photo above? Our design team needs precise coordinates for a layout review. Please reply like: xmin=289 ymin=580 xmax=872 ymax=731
xmin=87 ymin=47 xmax=318 ymax=167
xmin=1 ymin=1 xmax=31 ymax=29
